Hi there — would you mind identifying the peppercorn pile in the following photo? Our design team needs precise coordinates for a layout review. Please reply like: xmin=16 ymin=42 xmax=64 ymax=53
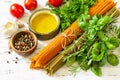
xmin=14 ymin=33 xmax=35 ymax=51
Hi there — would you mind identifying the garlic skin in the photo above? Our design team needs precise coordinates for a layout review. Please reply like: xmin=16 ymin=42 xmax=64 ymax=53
xmin=0 ymin=20 xmax=19 ymax=38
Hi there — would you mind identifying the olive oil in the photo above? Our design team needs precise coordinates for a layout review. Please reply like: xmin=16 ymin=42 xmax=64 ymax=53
xmin=30 ymin=12 xmax=58 ymax=34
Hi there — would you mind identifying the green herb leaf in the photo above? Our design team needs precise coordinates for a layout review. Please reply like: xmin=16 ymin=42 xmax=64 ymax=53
xmin=66 ymin=55 xmax=76 ymax=67
xmin=91 ymin=67 xmax=102 ymax=76
xmin=98 ymin=52 xmax=107 ymax=67
xmin=97 ymin=31 xmax=107 ymax=41
xmin=107 ymin=54 xmax=119 ymax=66
xmin=77 ymin=54 xmax=90 ymax=71
xmin=80 ymin=60 xmax=90 ymax=71
xmin=105 ymin=37 xmax=119 ymax=50
xmin=78 ymin=21 xmax=88 ymax=31
xmin=92 ymin=42 xmax=106 ymax=61
xmin=92 ymin=51 xmax=105 ymax=62
xmin=88 ymin=28 xmax=97 ymax=40
xmin=117 ymin=28 xmax=120 ymax=38
xmin=97 ymin=16 xmax=112 ymax=29
xmin=77 ymin=54 xmax=86 ymax=65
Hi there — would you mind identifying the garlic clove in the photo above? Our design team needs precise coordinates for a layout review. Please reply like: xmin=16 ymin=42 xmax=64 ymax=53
xmin=1 ymin=20 xmax=19 ymax=38
xmin=17 ymin=21 xmax=25 ymax=28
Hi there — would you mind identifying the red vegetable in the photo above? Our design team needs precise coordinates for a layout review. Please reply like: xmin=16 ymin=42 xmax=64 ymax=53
xmin=24 ymin=0 xmax=37 ymax=10
xmin=10 ymin=3 xmax=24 ymax=18
xmin=49 ymin=0 xmax=63 ymax=7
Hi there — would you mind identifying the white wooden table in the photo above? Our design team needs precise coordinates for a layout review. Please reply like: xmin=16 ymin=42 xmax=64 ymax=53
xmin=1 ymin=0 xmax=120 ymax=80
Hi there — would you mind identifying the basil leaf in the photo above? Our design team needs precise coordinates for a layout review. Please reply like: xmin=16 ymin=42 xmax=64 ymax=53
xmin=91 ymin=67 xmax=102 ymax=76
xmin=105 ymin=37 xmax=119 ymax=50
xmin=92 ymin=51 xmax=105 ymax=62
xmin=97 ymin=31 xmax=107 ymax=41
xmin=107 ymin=54 xmax=119 ymax=66
xmin=97 ymin=16 xmax=112 ymax=30
xmin=98 ymin=53 xmax=107 ymax=67
xmin=92 ymin=42 xmax=106 ymax=61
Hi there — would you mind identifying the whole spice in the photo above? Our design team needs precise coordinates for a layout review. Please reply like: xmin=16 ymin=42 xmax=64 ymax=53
xmin=14 ymin=33 xmax=35 ymax=51
xmin=7 ymin=61 xmax=9 ymax=63
xmin=8 ymin=51 xmax=11 ymax=54
xmin=15 ymin=61 xmax=18 ymax=64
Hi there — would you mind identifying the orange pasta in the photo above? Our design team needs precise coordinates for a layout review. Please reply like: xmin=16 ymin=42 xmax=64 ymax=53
xmin=99 ymin=1 xmax=116 ymax=15
xmin=89 ymin=0 xmax=116 ymax=16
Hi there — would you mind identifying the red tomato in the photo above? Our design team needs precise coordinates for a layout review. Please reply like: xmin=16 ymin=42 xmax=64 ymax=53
xmin=10 ymin=3 xmax=24 ymax=18
xmin=49 ymin=0 xmax=63 ymax=7
xmin=24 ymin=0 xmax=38 ymax=11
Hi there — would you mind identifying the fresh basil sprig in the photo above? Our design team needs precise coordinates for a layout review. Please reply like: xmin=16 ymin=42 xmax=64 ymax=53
xmin=64 ymin=15 xmax=120 ymax=76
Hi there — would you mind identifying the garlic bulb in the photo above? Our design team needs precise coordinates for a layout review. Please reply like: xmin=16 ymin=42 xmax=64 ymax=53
xmin=0 ymin=20 xmax=18 ymax=38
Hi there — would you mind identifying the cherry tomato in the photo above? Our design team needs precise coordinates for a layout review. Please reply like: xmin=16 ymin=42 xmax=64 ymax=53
xmin=24 ymin=0 xmax=38 ymax=11
xmin=49 ymin=0 xmax=63 ymax=7
xmin=10 ymin=3 xmax=24 ymax=18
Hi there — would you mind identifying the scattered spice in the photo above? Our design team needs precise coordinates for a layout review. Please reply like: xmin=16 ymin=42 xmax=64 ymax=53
xmin=15 ymin=61 xmax=18 ymax=64
xmin=12 ymin=59 xmax=18 ymax=64
xmin=7 ymin=61 xmax=9 ymax=63
xmin=8 ymin=51 xmax=11 ymax=54
xmin=14 ymin=33 xmax=35 ymax=51
xmin=6 ymin=51 xmax=20 ymax=64
xmin=15 ymin=57 xmax=18 ymax=60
